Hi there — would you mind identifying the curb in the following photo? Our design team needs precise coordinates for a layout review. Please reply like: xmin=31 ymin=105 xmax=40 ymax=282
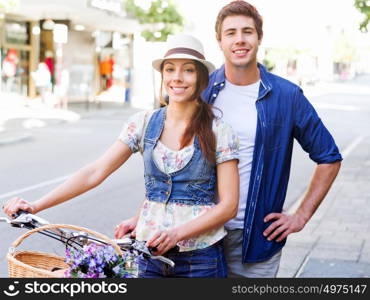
xmin=0 ymin=131 xmax=32 ymax=146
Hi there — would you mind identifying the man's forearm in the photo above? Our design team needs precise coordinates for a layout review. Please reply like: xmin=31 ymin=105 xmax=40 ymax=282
xmin=295 ymin=161 xmax=341 ymax=222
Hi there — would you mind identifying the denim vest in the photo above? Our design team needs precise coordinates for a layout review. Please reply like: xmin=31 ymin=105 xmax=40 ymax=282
xmin=143 ymin=107 xmax=217 ymax=205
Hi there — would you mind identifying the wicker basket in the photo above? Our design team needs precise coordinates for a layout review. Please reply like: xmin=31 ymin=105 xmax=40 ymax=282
xmin=7 ymin=223 xmax=122 ymax=278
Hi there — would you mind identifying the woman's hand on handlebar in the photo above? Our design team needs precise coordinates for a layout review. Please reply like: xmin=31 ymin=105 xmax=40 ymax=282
xmin=2 ymin=196 xmax=36 ymax=218
xmin=146 ymin=229 xmax=180 ymax=256
xmin=114 ymin=216 xmax=138 ymax=239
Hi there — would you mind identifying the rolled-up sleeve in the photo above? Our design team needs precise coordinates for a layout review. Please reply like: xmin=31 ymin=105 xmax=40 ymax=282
xmin=293 ymin=88 xmax=343 ymax=164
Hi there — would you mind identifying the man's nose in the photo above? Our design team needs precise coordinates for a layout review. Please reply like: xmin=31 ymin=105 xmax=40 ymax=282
xmin=235 ymin=31 xmax=246 ymax=44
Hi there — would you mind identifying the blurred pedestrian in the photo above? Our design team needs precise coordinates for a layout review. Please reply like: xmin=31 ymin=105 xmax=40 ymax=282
xmin=2 ymin=49 xmax=18 ymax=93
xmin=44 ymin=50 xmax=55 ymax=86
xmin=31 ymin=62 xmax=52 ymax=105
xmin=99 ymin=54 xmax=114 ymax=90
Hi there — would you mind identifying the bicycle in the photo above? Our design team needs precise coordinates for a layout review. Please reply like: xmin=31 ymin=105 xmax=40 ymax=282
xmin=0 ymin=211 xmax=175 ymax=278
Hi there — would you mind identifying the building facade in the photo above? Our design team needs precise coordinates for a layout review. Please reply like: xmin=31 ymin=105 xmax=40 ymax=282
xmin=0 ymin=0 xmax=138 ymax=105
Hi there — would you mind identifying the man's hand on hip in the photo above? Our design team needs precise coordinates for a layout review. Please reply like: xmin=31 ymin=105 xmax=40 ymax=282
xmin=263 ymin=212 xmax=306 ymax=242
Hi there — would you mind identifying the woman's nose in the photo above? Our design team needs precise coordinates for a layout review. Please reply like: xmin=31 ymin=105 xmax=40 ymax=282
xmin=172 ymin=70 xmax=183 ymax=82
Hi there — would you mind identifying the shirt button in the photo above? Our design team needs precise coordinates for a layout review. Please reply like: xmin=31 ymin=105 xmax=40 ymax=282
xmin=165 ymin=191 xmax=169 ymax=195
xmin=213 ymin=82 xmax=217 ymax=86
xmin=220 ymin=83 xmax=224 ymax=87
xmin=167 ymin=180 xmax=171 ymax=184
xmin=212 ymin=93 xmax=217 ymax=97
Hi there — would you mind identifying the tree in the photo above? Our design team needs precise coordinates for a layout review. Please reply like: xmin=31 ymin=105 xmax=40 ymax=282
xmin=124 ymin=0 xmax=183 ymax=42
xmin=354 ymin=0 xmax=370 ymax=32
xmin=0 ymin=0 xmax=19 ymax=12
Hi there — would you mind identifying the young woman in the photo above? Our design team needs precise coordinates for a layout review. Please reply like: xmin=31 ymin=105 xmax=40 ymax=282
xmin=3 ymin=34 xmax=239 ymax=278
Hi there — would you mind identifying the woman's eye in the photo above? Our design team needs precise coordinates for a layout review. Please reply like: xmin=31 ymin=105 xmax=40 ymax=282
xmin=164 ymin=68 xmax=174 ymax=72
xmin=185 ymin=68 xmax=195 ymax=73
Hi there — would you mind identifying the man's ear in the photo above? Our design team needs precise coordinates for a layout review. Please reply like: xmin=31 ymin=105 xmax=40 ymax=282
xmin=216 ymin=34 xmax=222 ymax=50
xmin=258 ymin=35 xmax=263 ymax=45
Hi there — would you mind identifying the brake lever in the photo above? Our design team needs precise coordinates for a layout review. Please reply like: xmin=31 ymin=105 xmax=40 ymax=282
xmin=10 ymin=210 xmax=50 ymax=229
xmin=113 ymin=237 xmax=134 ymax=250
xmin=131 ymin=240 xmax=175 ymax=267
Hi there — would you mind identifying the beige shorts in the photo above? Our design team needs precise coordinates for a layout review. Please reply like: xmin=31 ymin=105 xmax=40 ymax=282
xmin=224 ymin=229 xmax=282 ymax=278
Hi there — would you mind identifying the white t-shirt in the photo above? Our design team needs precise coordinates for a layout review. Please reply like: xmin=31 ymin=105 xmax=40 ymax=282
xmin=213 ymin=79 xmax=259 ymax=229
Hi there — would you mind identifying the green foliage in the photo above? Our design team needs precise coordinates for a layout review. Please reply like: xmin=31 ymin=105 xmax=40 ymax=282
xmin=354 ymin=0 xmax=370 ymax=32
xmin=125 ymin=0 xmax=183 ymax=42
xmin=0 ymin=0 xmax=19 ymax=12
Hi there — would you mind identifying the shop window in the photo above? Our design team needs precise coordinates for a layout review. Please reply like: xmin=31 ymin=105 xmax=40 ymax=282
xmin=5 ymin=21 xmax=30 ymax=45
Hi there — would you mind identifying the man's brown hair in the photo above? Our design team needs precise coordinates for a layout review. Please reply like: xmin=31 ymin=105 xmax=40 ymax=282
xmin=215 ymin=0 xmax=263 ymax=41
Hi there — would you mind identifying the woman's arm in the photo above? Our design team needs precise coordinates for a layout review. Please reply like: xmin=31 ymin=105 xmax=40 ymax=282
xmin=147 ymin=159 xmax=239 ymax=255
xmin=3 ymin=141 xmax=132 ymax=216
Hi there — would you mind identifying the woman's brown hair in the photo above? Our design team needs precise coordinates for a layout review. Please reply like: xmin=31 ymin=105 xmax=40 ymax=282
xmin=160 ymin=60 xmax=216 ymax=164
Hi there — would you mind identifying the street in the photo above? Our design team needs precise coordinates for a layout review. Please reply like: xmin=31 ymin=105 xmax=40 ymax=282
xmin=0 ymin=81 xmax=370 ymax=277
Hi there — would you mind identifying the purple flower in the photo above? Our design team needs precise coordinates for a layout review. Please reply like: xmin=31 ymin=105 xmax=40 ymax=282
xmin=64 ymin=242 xmax=135 ymax=278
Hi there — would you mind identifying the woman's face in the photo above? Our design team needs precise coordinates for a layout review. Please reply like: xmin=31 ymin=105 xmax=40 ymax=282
xmin=162 ymin=59 xmax=197 ymax=104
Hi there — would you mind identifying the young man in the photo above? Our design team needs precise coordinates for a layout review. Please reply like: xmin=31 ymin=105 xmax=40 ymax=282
xmin=200 ymin=1 xmax=342 ymax=277
xmin=115 ymin=0 xmax=342 ymax=278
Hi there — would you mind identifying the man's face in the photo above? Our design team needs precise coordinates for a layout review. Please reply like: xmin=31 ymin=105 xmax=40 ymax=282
xmin=218 ymin=15 xmax=261 ymax=70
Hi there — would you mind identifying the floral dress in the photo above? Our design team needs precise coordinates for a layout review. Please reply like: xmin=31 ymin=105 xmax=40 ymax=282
xmin=118 ymin=110 xmax=239 ymax=252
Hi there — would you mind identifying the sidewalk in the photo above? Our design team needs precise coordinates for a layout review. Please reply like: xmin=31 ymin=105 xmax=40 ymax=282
xmin=0 ymin=92 xmax=141 ymax=146
xmin=277 ymin=136 xmax=370 ymax=277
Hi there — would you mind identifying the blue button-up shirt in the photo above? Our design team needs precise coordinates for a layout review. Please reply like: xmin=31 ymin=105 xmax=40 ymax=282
xmin=202 ymin=63 xmax=342 ymax=263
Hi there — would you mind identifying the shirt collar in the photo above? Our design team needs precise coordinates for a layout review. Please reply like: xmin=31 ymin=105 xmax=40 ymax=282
xmin=213 ymin=63 xmax=272 ymax=99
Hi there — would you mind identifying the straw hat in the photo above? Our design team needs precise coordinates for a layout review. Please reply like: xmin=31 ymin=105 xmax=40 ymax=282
xmin=152 ymin=34 xmax=215 ymax=74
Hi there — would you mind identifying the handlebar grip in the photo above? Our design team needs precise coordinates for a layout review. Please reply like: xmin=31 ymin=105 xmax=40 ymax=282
xmin=148 ymin=245 xmax=180 ymax=255
xmin=148 ymin=246 xmax=158 ymax=253
xmin=11 ymin=209 xmax=29 ymax=218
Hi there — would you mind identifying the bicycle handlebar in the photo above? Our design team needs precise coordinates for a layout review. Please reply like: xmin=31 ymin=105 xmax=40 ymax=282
xmin=1 ymin=211 xmax=176 ymax=267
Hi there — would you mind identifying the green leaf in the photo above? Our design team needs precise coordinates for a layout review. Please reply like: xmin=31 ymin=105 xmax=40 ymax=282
xmin=124 ymin=0 xmax=184 ymax=41
xmin=354 ymin=0 xmax=370 ymax=32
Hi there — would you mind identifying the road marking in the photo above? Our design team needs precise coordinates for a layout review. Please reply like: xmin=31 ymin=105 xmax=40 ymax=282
xmin=341 ymin=136 xmax=365 ymax=158
xmin=0 ymin=174 xmax=70 ymax=201
xmin=287 ymin=135 xmax=365 ymax=214
xmin=294 ymin=254 xmax=310 ymax=278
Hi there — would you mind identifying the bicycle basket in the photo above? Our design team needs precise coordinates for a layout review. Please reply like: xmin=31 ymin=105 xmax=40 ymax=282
xmin=7 ymin=223 xmax=123 ymax=278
